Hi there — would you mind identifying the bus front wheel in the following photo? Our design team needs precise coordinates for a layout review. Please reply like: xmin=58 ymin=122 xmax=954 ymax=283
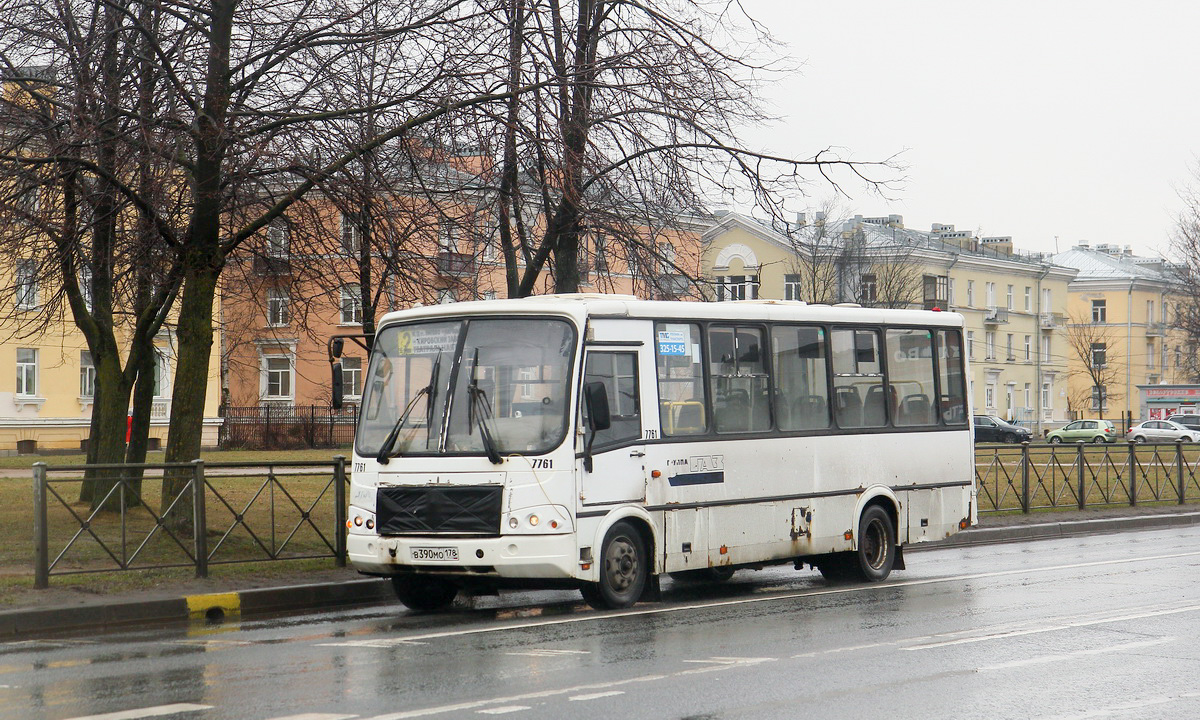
xmin=582 ymin=521 xmax=648 ymax=610
xmin=391 ymin=575 xmax=458 ymax=612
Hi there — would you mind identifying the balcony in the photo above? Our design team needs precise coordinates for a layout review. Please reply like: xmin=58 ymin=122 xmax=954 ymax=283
xmin=1146 ymin=321 xmax=1167 ymax=337
xmin=1038 ymin=312 xmax=1064 ymax=329
xmin=984 ymin=307 xmax=1009 ymax=324
xmin=437 ymin=251 xmax=476 ymax=277
xmin=253 ymin=255 xmax=291 ymax=276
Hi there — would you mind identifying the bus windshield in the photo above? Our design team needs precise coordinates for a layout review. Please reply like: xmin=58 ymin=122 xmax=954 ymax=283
xmin=357 ymin=317 xmax=577 ymax=459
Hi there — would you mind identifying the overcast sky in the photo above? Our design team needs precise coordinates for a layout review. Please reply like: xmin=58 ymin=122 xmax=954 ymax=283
xmin=735 ymin=1 xmax=1200 ymax=258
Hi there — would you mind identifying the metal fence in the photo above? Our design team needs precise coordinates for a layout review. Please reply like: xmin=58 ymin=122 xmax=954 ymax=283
xmin=219 ymin=405 xmax=358 ymax=449
xmin=976 ymin=441 xmax=1200 ymax=514
xmin=32 ymin=458 xmax=347 ymax=588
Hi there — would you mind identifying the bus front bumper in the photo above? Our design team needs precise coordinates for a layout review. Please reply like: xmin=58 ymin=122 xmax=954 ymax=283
xmin=347 ymin=532 xmax=579 ymax=580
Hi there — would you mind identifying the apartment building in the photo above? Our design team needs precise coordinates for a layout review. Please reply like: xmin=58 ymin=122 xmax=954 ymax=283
xmin=702 ymin=212 xmax=1077 ymax=432
xmin=1050 ymin=243 xmax=1190 ymax=423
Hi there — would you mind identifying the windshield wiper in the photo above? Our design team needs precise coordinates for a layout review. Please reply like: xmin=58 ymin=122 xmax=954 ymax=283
xmin=467 ymin=349 xmax=502 ymax=465
xmin=376 ymin=352 xmax=441 ymax=464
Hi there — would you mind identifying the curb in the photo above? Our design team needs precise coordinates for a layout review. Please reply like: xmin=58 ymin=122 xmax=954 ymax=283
xmin=0 ymin=578 xmax=393 ymax=639
xmin=922 ymin=510 xmax=1200 ymax=549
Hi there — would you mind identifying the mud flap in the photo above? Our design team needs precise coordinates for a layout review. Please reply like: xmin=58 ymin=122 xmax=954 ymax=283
xmin=640 ymin=573 xmax=662 ymax=602
xmin=894 ymin=545 xmax=906 ymax=571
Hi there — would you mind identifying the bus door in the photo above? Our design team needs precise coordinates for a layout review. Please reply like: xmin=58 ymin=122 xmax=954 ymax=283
xmin=579 ymin=346 xmax=648 ymax=507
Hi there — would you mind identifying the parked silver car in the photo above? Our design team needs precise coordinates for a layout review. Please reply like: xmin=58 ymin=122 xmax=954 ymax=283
xmin=1127 ymin=420 xmax=1199 ymax=444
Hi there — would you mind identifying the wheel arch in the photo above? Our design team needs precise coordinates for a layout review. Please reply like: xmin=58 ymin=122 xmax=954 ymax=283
xmin=853 ymin=486 xmax=900 ymax=549
xmin=585 ymin=507 xmax=659 ymax=581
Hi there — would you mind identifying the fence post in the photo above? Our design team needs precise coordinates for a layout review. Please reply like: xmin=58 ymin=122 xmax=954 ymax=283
xmin=32 ymin=462 xmax=49 ymax=589
xmin=193 ymin=459 xmax=208 ymax=578
xmin=334 ymin=455 xmax=347 ymax=567
xmin=1178 ymin=439 xmax=1187 ymax=505
xmin=1128 ymin=440 xmax=1138 ymax=507
xmin=1077 ymin=442 xmax=1086 ymax=510
xmin=1021 ymin=443 xmax=1030 ymax=514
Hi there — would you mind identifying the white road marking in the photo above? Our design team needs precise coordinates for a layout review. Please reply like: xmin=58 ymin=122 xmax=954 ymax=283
xmin=321 ymin=549 xmax=1200 ymax=649
xmin=476 ymin=708 xmax=529 ymax=715
xmin=364 ymin=674 xmax=668 ymax=719
xmin=1035 ymin=691 xmax=1200 ymax=719
xmin=61 ymin=704 xmax=212 ymax=720
xmin=569 ymin=691 xmax=624 ymax=702
xmin=505 ymin=649 xmax=589 ymax=657
xmin=905 ymin=605 xmax=1200 ymax=650
xmin=682 ymin=657 xmax=774 ymax=665
xmin=265 ymin=715 xmax=358 ymax=720
xmin=979 ymin=637 xmax=1174 ymax=671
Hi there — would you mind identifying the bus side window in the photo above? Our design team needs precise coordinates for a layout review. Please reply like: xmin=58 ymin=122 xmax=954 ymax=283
xmin=584 ymin=352 xmax=641 ymax=448
xmin=771 ymin=325 xmax=830 ymax=431
xmin=936 ymin=330 xmax=968 ymax=425
xmin=886 ymin=328 xmax=938 ymax=426
xmin=832 ymin=328 xmax=885 ymax=428
xmin=708 ymin=325 xmax=770 ymax=433
xmin=655 ymin=322 xmax=707 ymax=436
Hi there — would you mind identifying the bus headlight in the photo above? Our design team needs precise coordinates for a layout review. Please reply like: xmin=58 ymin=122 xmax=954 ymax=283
xmin=528 ymin=514 xmax=540 ymax=527
xmin=509 ymin=517 xmax=519 ymax=529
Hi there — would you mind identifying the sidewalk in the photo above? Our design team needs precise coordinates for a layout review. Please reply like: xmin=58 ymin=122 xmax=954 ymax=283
xmin=3 ymin=505 xmax=1198 ymax=639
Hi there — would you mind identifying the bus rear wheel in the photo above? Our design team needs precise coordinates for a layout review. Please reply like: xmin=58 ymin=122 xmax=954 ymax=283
xmin=851 ymin=505 xmax=896 ymax=582
xmin=582 ymin=520 xmax=647 ymax=610
xmin=391 ymin=575 xmax=458 ymax=612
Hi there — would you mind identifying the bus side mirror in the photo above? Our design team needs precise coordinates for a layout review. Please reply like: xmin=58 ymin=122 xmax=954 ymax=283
xmin=584 ymin=381 xmax=611 ymax=432
xmin=331 ymin=361 xmax=344 ymax=410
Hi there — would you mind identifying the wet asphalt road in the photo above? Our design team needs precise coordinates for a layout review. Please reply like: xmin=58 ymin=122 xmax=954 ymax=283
xmin=3 ymin=526 xmax=1200 ymax=720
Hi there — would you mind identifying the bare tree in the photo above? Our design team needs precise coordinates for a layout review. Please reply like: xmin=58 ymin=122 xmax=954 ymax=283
xmin=1170 ymin=168 xmax=1200 ymax=381
xmin=1064 ymin=311 xmax=1124 ymax=417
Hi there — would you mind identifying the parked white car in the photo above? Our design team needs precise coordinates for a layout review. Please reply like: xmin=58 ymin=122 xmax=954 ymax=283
xmin=1127 ymin=420 xmax=1200 ymax=444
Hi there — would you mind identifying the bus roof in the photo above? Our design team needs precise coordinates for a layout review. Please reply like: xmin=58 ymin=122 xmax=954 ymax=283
xmin=376 ymin=294 xmax=965 ymax=329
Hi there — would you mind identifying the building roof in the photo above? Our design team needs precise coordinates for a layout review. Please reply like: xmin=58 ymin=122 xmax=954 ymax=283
xmin=1050 ymin=246 xmax=1172 ymax=282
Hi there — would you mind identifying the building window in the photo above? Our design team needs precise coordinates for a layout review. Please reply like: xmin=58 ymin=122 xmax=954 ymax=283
xmin=16 ymin=348 xmax=37 ymax=396
xmin=152 ymin=351 xmax=169 ymax=398
xmin=15 ymin=259 xmax=37 ymax=309
xmin=657 ymin=242 xmax=676 ymax=274
xmin=340 ymin=284 xmax=363 ymax=325
xmin=985 ymin=383 xmax=996 ymax=410
xmin=1042 ymin=380 xmax=1052 ymax=413
xmin=1091 ymin=385 xmax=1107 ymax=411
xmin=1147 ymin=300 xmax=1155 ymax=324
xmin=1024 ymin=382 xmax=1031 ymax=409
xmin=268 ymin=221 xmax=289 ymax=257
xmin=1091 ymin=342 xmax=1106 ymax=368
xmin=341 ymin=212 xmax=362 ymax=255
xmin=1024 ymin=335 xmax=1032 ymax=361
xmin=267 ymin=287 xmax=289 ymax=327
xmin=1024 ymin=287 xmax=1032 ymax=312
xmin=985 ymin=331 xmax=996 ymax=360
xmin=80 ymin=351 xmax=95 ymax=398
xmin=1042 ymin=287 xmax=1051 ymax=312
xmin=1006 ymin=284 xmax=1014 ymax=311
xmin=264 ymin=356 xmax=292 ymax=399
xmin=1043 ymin=336 xmax=1051 ymax=363
xmin=966 ymin=280 xmax=974 ymax=307
xmin=967 ymin=330 xmax=975 ymax=360
xmin=986 ymin=282 xmax=996 ymax=307
xmin=922 ymin=274 xmax=948 ymax=310
xmin=1147 ymin=341 xmax=1155 ymax=369
xmin=784 ymin=274 xmax=802 ymax=301
xmin=342 ymin=357 xmax=363 ymax=398
xmin=1006 ymin=333 xmax=1014 ymax=361
xmin=715 ymin=275 xmax=758 ymax=302
xmin=858 ymin=273 xmax=877 ymax=304
xmin=1092 ymin=299 xmax=1107 ymax=323
xmin=437 ymin=218 xmax=460 ymax=255
xmin=594 ymin=233 xmax=608 ymax=272
xmin=437 ymin=288 xmax=456 ymax=305
xmin=947 ymin=277 xmax=956 ymax=305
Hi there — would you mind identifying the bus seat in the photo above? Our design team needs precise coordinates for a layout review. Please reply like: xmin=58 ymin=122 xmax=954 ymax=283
xmin=672 ymin=401 xmax=706 ymax=434
xmin=717 ymin=391 xmax=750 ymax=432
xmin=793 ymin=395 xmax=828 ymax=429
xmin=834 ymin=386 xmax=862 ymax=427
xmin=898 ymin=393 xmax=933 ymax=426
xmin=863 ymin=384 xmax=887 ymax=426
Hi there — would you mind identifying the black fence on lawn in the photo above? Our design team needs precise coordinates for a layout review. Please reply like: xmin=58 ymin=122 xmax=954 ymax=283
xmin=219 ymin=405 xmax=359 ymax=450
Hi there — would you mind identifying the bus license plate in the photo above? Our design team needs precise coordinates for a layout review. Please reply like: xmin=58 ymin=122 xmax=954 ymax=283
xmin=410 ymin=546 xmax=458 ymax=562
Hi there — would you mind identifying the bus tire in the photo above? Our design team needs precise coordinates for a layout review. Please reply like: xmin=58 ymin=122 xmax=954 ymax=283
xmin=816 ymin=556 xmax=853 ymax=582
xmin=851 ymin=505 xmax=896 ymax=582
xmin=391 ymin=575 xmax=458 ymax=612
xmin=584 ymin=520 xmax=647 ymax=610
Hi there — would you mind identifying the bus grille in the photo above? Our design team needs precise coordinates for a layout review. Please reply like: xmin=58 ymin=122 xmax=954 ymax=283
xmin=375 ymin=486 xmax=503 ymax=535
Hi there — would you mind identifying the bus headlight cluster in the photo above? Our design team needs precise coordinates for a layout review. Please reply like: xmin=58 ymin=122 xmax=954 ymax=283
xmin=507 ymin=512 xmax=562 ymax=530
xmin=347 ymin=514 xmax=375 ymax=530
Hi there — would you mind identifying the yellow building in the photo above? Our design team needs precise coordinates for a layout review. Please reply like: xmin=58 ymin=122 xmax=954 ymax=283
xmin=703 ymin=212 xmax=1078 ymax=433
xmin=1051 ymin=243 xmax=1189 ymax=424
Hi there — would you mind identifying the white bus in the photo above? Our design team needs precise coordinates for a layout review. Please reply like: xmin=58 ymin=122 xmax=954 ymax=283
xmin=336 ymin=294 xmax=975 ymax=611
